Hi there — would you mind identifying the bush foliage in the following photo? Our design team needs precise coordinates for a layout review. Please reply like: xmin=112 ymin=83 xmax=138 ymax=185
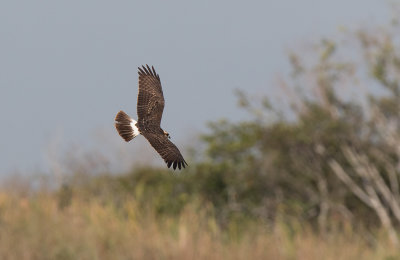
xmin=55 ymin=20 xmax=400 ymax=248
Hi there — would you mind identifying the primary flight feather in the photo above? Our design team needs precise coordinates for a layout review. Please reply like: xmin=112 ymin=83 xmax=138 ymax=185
xmin=115 ymin=65 xmax=188 ymax=170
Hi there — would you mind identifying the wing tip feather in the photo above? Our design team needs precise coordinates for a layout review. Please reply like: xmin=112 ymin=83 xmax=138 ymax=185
xmin=164 ymin=158 xmax=188 ymax=171
xmin=138 ymin=64 xmax=159 ymax=79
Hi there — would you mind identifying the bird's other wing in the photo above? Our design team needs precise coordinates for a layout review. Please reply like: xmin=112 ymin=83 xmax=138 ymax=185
xmin=142 ymin=132 xmax=188 ymax=170
xmin=137 ymin=65 xmax=165 ymax=127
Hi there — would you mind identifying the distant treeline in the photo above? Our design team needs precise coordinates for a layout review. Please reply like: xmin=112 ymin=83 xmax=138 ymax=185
xmin=53 ymin=21 xmax=400 ymax=247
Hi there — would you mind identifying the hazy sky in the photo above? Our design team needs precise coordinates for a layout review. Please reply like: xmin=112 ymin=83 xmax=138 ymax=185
xmin=0 ymin=0 xmax=390 ymax=175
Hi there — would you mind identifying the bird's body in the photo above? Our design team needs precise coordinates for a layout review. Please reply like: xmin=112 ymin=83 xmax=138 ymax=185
xmin=115 ymin=65 xmax=187 ymax=170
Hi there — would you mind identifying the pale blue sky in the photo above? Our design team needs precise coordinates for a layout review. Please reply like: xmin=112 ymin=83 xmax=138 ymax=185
xmin=0 ymin=0 xmax=390 ymax=175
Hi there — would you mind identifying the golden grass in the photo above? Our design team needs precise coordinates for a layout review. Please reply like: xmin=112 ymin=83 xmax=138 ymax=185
xmin=0 ymin=191 xmax=398 ymax=260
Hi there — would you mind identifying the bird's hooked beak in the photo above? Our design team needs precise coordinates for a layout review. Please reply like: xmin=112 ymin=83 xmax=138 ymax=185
xmin=163 ymin=130 xmax=171 ymax=139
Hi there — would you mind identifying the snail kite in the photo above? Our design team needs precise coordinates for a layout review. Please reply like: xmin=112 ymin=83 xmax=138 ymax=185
xmin=115 ymin=65 xmax=187 ymax=170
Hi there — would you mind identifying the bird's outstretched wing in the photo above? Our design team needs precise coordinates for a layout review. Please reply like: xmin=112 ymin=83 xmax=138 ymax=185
xmin=141 ymin=132 xmax=188 ymax=170
xmin=137 ymin=65 xmax=164 ymax=128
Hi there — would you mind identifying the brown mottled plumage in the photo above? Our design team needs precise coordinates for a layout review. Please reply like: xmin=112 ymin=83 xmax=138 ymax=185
xmin=115 ymin=65 xmax=187 ymax=170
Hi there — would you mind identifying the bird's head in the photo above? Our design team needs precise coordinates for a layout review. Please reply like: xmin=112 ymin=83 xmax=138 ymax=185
xmin=163 ymin=130 xmax=171 ymax=139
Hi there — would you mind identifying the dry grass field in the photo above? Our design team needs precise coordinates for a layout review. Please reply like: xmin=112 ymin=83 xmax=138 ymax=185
xmin=0 ymin=190 xmax=397 ymax=260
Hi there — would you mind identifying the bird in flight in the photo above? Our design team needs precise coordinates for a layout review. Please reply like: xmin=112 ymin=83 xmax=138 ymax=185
xmin=115 ymin=65 xmax=188 ymax=170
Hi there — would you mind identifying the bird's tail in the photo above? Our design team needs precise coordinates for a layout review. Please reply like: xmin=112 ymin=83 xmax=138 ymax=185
xmin=115 ymin=110 xmax=140 ymax=142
